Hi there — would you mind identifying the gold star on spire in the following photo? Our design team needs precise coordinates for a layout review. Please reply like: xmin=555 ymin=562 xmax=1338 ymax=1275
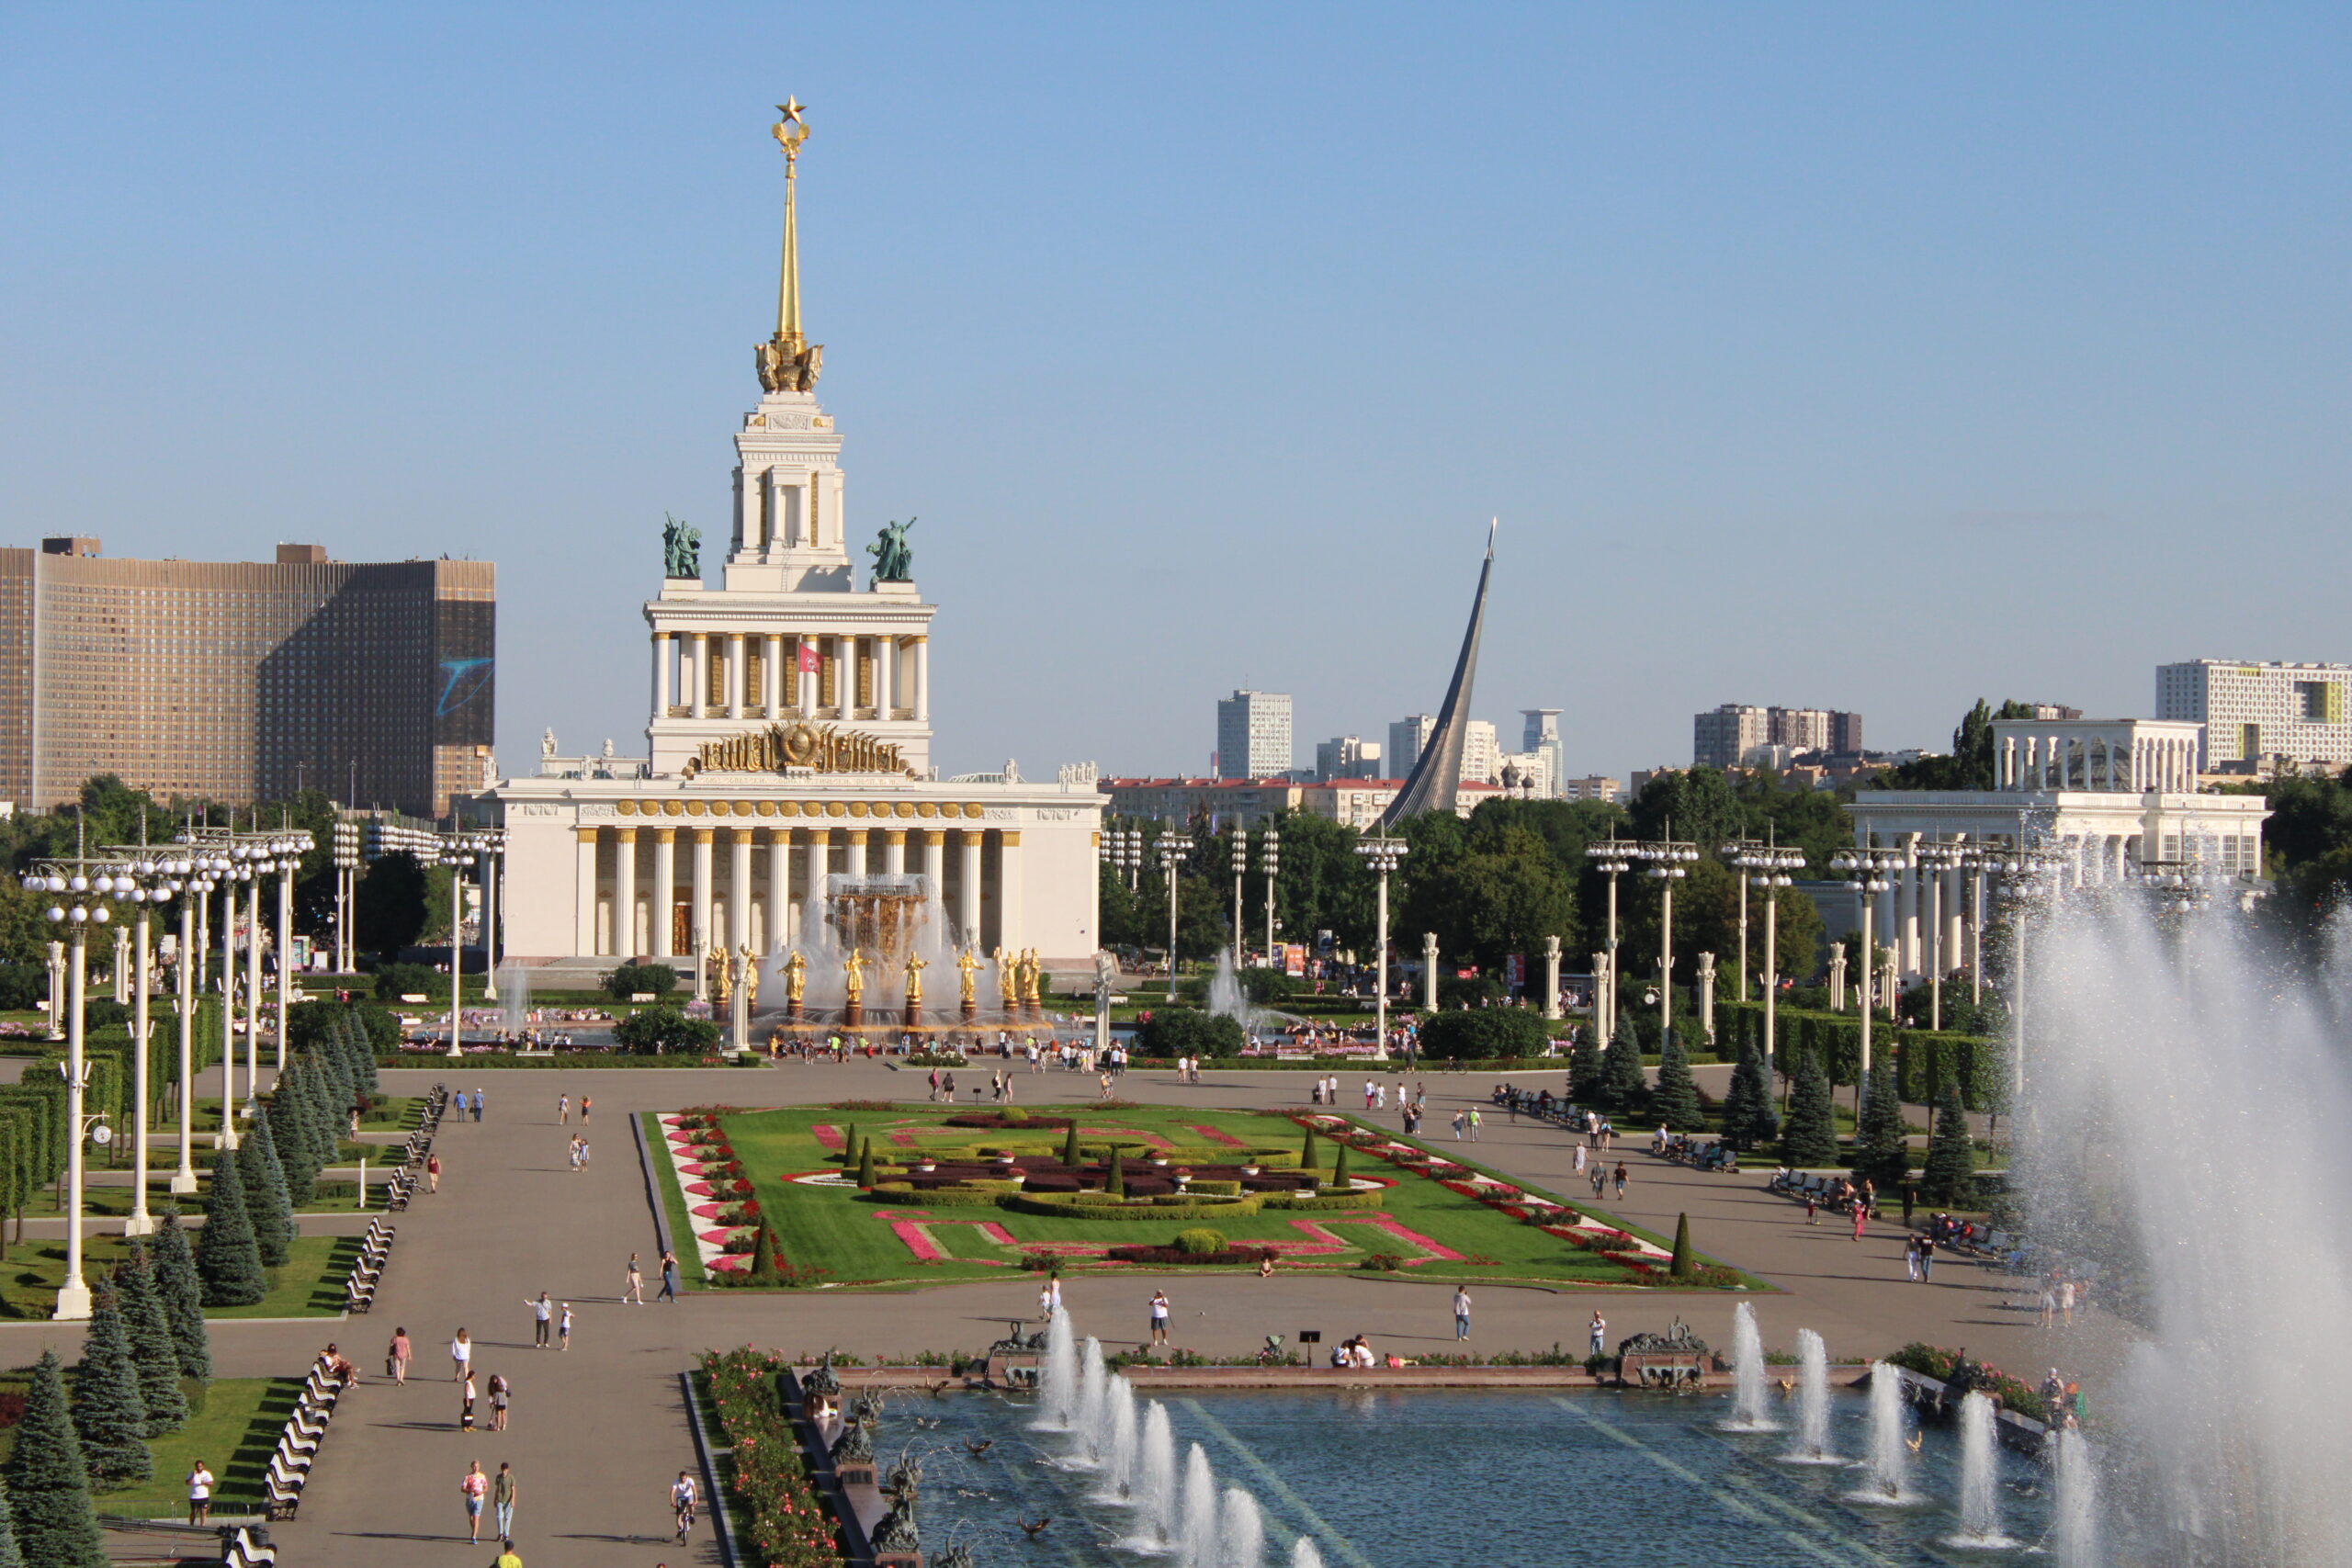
xmin=756 ymin=97 xmax=822 ymax=393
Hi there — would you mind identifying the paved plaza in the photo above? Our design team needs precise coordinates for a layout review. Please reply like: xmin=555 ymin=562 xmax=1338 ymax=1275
xmin=3 ymin=1056 xmax=2085 ymax=1566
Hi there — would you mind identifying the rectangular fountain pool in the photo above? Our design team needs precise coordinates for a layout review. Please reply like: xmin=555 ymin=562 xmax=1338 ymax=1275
xmin=878 ymin=1383 xmax=2056 ymax=1567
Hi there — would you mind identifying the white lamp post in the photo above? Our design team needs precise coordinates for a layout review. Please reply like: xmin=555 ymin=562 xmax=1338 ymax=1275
xmin=1580 ymin=840 xmax=1639 ymax=1044
xmin=1229 ymin=831 xmax=1248 ymax=967
xmin=1156 ymin=830 xmax=1188 ymax=1002
xmin=97 ymin=829 xmax=204 ymax=1236
xmin=1630 ymin=835 xmax=1700 ymax=1045
xmin=1829 ymin=845 xmax=1904 ymax=1111
xmin=1355 ymin=837 xmax=1405 ymax=1060
xmin=1726 ymin=839 xmax=1809 ymax=1074
xmin=1261 ymin=823 xmax=1280 ymax=961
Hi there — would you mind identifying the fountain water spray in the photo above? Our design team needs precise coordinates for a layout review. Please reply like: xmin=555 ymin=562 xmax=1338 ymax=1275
xmin=1724 ymin=1301 xmax=1775 ymax=1430
xmin=1219 ymin=1487 xmax=1264 ymax=1568
xmin=1951 ymin=1390 xmax=2008 ymax=1547
xmin=1077 ymin=1336 xmax=1109 ymax=1463
xmin=499 ymin=962 xmax=531 ymax=1038
xmin=1104 ymin=1376 xmax=1139 ymax=1497
xmin=1289 ymin=1541 xmax=1327 ymax=1568
xmin=1785 ymin=1327 xmax=1834 ymax=1463
xmin=1139 ymin=1402 xmax=1179 ymax=1543
xmin=1856 ymin=1362 xmax=1912 ymax=1503
xmin=2052 ymin=1427 xmax=2096 ymax=1567
xmin=1181 ymin=1443 xmax=1220 ymax=1568
xmin=1036 ymin=1309 xmax=1078 ymax=1430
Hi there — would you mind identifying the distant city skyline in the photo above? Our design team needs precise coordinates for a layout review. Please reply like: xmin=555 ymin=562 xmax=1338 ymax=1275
xmin=10 ymin=10 xmax=2352 ymax=787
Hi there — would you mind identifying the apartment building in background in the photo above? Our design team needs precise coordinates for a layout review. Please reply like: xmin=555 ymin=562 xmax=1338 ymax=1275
xmin=0 ymin=537 xmax=495 ymax=816
xmin=1216 ymin=689 xmax=1293 ymax=779
xmin=1387 ymin=713 xmax=1436 ymax=780
xmin=1314 ymin=735 xmax=1384 ymax=782
xmin=1693 ymin=702 xmax=1863 ymax=769
xmin=2158 ymin=660 xmax=2352 ymax=770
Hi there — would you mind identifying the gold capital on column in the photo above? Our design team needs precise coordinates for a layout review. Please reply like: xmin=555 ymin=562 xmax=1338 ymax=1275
xmin=884 ymin=829 xmax=905 ymax=846
xmin=923 ymin=830 xmax=944 ymax=847
xmin=615 ymin=828 xmax=638 ymax=844
xmin=998 ymin=830 xmax=1022 ymax=847
xmin=574 ymin=827 xmax=600 ymax=844
xmin=693 ymin=829 xmax=715 ymax=845
xmin=650 ymin=827 xmax=675 ymax=844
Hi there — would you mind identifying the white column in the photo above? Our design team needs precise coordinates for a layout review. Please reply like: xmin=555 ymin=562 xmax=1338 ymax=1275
xmin=763 ymin=636 xmax=783 ymax=717
xmin=690 ymin=829 xmax=715 ymax=958
xmin=574 ymin=829 xmax=598 ymax=956
xmin=727 ymin=634 xmax=746 ymax=719
xmin=729 ymin=828 xmax=753 ymax=952
xmin=766 ymin=829 xmax=792 ymax=952
xmin=685 ymin=635 xmax=705 ymax=716
xmin=877 ymin=637 xmax=897 ymax=717
xmin=913 ymin=637 xmax=930 ymax=724
xmin=1894 ymin=839 xmax=1920 ymax=976
xmin=998 ymin=829 xmax=1024 ymax=952
xmin=922 ymin=829 xmax=947 ymax=941
xmin=796 ymin=637 xmax=816 ymax=715
xmin=1943 ymin=864 xmax=1964 ymax=964
xmin=959 ymin=828 xmax=983 ymax=947
xmin=835 ymin=636 xmax=854 ymax=715
xmin=847 ymin=829 xmax=868 ymax=878
xmin=879 ymin=829 xmax=903 ymax=877
xmin=650 ymin=829 xmax=677 ymax=957
xmin=613 ymin=829 xmax=638 ymax=956
xmin=653 ymin=632 xmax=672 ymax=717
xmin=764 ymin=469 xmax=786 ymax=548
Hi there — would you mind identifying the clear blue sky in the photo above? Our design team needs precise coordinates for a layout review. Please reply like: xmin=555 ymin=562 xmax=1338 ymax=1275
xmin=6 ymin=6 xmax=2351 ymax=784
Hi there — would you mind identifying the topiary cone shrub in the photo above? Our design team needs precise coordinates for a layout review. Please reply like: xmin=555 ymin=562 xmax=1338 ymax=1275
xmin=1669 ymin=1213 xmax=1695 ymax=1280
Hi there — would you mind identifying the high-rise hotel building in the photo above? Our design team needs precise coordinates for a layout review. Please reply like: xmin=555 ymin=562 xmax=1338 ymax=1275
xmin=0 ymin=537 xmax=494 ymax=817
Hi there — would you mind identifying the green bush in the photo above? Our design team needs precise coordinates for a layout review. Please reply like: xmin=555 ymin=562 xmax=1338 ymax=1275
xmin=613 ymin=1006 xmax=723 ymax=1055
xmin=0 ymin=961 xmax=44 ymax=1011
xmin=1235 ymin=967 xmax=1295 ymax=1005
xmin=1437 ymin=974 xmax=1507 ymax=1010
xmin=1134 ymin=1008 xmax=1246 ymax=1058
xmin=1419 ymin=1009 xmax=1554 ymax=1061
xmin=1173 ymin=1227 xmax=1227 ymax=1255
xmin=372 ymin=963 xmax=442 ymax=1001
xmin=1187 ymin=1179 xmax=1242 ymax=1196
xmin=605 ymin=962 xmax=681 ymax=1001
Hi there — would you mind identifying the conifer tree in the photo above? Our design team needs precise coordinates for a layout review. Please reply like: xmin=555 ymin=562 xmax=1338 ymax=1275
xmin=347 ymin=1010 xmax=382 ymax=1096
xmin=1299 ymin=1129 xmax=1319 ymax=1172
xmin=194 ymin=1146 xmax=267 ymax=1306
xmin=1649 ymin=1032 xmax=1706 ymax=1131
xmin=1601 ymin=1027 xmax=1648 ymax=1115
xmin=1331 ymin=1142 xmax=1351 ymax=1189
xmin=1568 ymin=1024 xmax=1605 ymax=1103
xmin=1850 ymin=1056 xmax=1910 ymax=1190
xmin=0 ymin=1467 xmax=25 ymax=1568
xmin=748 ymin=1222 xmax=783 ymax=1285
xmin=1720 ymin=1038 xmax=1780 ymax=1150
xmin=111 ymin=1263 xmax=187 ymax=1435
xmin=5 ymin=1352 xmax=106 ymax=1568
xmin=69 ymin=1295 xmax=151 ymax=1485
xmin=1107 ymin=1148 xmax=1125 ymax=1198
xmin=1060 ymin=1121 xmax=1081 ymax=1168
xmin=1918 ymin=1074 xmax=1977 ymax=1205
xmin=840 ymin=1123 xmax=858 ymax=1168
xmin=150 ymin=1216 xmax=212 ymax=1381
xmin=1778 ymin=1049 xmax=1840 ymax=1168
xmin=855 ymin=1138 xmax=876 ymax=1189
xmin=239 ymin=1107 xmax=295 ymax=1265
xmin=1668 ymin=1213 xmax=1695 ymax=1280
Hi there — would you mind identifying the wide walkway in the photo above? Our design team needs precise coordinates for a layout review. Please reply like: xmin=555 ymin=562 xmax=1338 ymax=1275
xmin=0 ymin=1055 xmax=2090 ymax=1567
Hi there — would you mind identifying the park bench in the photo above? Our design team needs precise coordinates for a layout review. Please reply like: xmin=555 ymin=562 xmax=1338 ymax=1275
xmin=220 ymin=1525 xmax=276 ymax=1567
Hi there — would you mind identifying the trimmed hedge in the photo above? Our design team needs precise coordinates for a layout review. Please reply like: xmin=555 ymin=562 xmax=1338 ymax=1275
xmin=1714 ymin=1000 xmax=2002 ymax=1110
xmin=1419 ymin=1009 xmax=1556 ymax=1061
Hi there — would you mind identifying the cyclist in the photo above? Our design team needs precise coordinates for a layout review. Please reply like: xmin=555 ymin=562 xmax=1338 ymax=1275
xmin=672 ymin=1471 xmax=699 ymax=1544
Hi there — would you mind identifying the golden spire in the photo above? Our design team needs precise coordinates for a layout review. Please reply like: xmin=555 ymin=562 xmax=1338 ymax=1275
xmin=756 ymin=98 xmax=822 ymax=394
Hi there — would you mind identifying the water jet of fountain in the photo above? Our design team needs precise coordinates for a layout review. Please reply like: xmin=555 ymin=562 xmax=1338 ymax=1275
xmin=1785 ymin=1327 xmax=1834 ymax=1462
xmin=1077 ymin=1337 xmax=1109 ymax=1463
xmin=1181 ymin=1443 xmax=1220 ymax=1568
xmin=1036 ymin=1310 xmax=1078 ymax=1430
xmin=1859 ymin=1362 xmax=1912 ymax=1503
xmin=2052 ymin=1427 xmax=2096 ymax=1567
xmin=499 ymin=962 xmax=531 ymax=1038
xmin=1289 ymin=1541 xmax=1327 ymax=1568
xmin=1105 ymin=1376 xmax=1139 ymax=1497
xmin=1725 ymin=1300 xmax=1774 ymax=1430
xmin=1219 ymin=1488 xmax=1264 ymax=1568
xmin=1953 ymin=1390 xmax=2005 ymax=1545
xmin=1140 ymin=1402 xmax=1179 ymax=1543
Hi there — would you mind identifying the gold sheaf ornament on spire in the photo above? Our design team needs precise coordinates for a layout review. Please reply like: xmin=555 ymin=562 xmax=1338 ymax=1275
xmin=756 ymin=98 xmax=824 ymax=394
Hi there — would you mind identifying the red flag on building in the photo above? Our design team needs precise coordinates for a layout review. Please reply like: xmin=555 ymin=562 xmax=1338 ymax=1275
xmin=797 ymin=641 xmax=820 ymax=673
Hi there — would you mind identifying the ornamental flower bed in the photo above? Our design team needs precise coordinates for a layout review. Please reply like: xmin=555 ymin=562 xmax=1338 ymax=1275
xmin=1885 ymin=1342 xmax=2053 ymax=1425
xmin=1104 ymin=1243 xmax=1280 ymax=1267
xmin=698 ymin=1348 xmax=842 ymax=1568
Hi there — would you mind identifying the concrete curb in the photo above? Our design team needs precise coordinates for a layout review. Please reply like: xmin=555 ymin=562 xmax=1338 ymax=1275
xmin=678 ymin=1370 xmax=741 ymax=1568
xmin=634 ymin=1110 xmax=674 ymax=1264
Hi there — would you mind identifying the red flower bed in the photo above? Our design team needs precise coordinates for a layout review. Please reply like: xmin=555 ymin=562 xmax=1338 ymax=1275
xmin=698 ymin=1348 xmax=842 ymax=1568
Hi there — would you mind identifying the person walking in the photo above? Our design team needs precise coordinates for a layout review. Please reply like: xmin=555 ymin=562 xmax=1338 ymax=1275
xmin=453 ymin=1089 xmax=469 ymax=1122
xmin=526 ymin=1292 xmax=553 ymax=1347
xmin=1917 ymin=1233 xmax=1936 ymax=1282
xmin=1589 ymin=1311 xmax=1607 ymax=1359
xmin=557 ymin=1303 xmax=573 ymax=1350
xmin=1148 ymin=1290 xmax=1171 ymax=1348
xmin=625 ymin=1253 xmax=644 ymax=1305
xmin=558 ymin=1093 xmax=570 ymax=1125
xmin=450 ymin=1327 xmax=472 ymax=1382
xmin=459 ymin=1371 xmax=478 ymax=1431
xmin=388 ymin=1326 xmax=413 ymax=1384
xmin=659 ymin=1248 xmax=681 ymax=1303
xmin=425 ymin=1152 xmax=441 ymax=1193
xmin=1612 ymin=1161 xmax=1628 ymax=1199
xmin=460 ymin=1461 xmax=490 ymax=1544
xmin=1451 ymin=1111 xmax=1465 ymax=1141
xmin=492 ymin=1462 xmax=517 ymax=1540
xmin=579 ymin=1095 xmax=592 ymax=1124
xmin=1905 ymin=1235 xmax=1921 ymax=1282
xmin=1467 ymin=1108 xmax=1482 ymax=1142
xmin=1851 ymin=1201 xmax=1868 ymax=1243
xmin=473 ymin=1087 xmax=486 ymax=1122
xmin=1453 ymin=1286 xmax=1472 ymax=1341
xmin=488 ymin=1372 xmax=511 ymax=1432
xmin=187 ymin=1461 xmax=214 ymax=1526
xmin=494 ymin=1541 xmax=522 ymax=1568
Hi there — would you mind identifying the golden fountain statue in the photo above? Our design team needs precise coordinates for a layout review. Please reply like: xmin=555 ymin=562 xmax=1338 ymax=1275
xmin=713 ymin=946 xmax=733 ymax=1007
xmin=903 ymin=951 xmax=927 ymax=1007
xmin=1019 ymin=947 xmax=1043 ymax=1007
xmin=784 ymin=948 xmax=807 ymax=1005
xmin=843 ymin=948 xmax=867 ymax=1005
xmin=739 ymin=943 xmax=759 ymax=1011
xmin=956 ymin=947 xmax=980 ymax=1005
xmin=993 ymin=945 xmax=1018 ymax=1009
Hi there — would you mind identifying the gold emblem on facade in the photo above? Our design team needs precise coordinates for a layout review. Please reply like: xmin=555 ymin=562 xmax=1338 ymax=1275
xmin=682 ymin=720 xmax=912 ymax=779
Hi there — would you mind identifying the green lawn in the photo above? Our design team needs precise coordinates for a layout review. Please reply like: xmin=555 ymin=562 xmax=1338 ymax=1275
xmin=0 ymin=1233 xmax=360 ymax=1320
xmin=95 ymin=1377 xmax=300 ymax=1519
xmin=668 ymin=1102 xmax=1660 ymax=1291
